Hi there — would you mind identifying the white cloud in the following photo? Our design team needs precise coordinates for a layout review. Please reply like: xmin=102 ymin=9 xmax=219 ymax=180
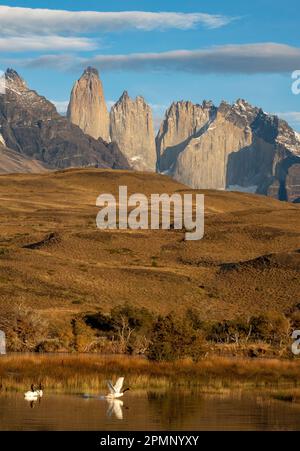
xmin=51 ymin=100 xmax=69 ymax=114
xmin=276 ymin=112 xmax=300 ymax=130
xmin=0 ymin=6 xmax=235 ymax=35
xmin=0 ymin=69 xmax=5 ymax=95
xmin=0 ymin=36 xmax=97 ymax=52
xmin=276 ymin=112 xmax=300 ymax=124
xmin=14 ymin=43 xmax=300 ymax=75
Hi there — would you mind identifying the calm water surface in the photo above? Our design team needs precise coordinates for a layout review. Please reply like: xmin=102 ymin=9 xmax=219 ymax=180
xmin=0 ymin=390 xmax=299 ymax=431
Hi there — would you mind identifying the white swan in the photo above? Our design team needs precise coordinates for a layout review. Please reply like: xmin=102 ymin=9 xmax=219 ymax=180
xmin=106 ymin=377 xmax=130 ymax=399
xmin=24 ymin=385 xmax=39 ymax=401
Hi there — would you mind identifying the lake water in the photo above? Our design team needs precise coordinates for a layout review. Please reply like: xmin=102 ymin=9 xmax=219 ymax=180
xmin=0 ymin=390 xmax=299 ymax=431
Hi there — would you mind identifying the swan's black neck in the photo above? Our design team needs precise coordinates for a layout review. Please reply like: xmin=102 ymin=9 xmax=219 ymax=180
xmin=122 ymin=388 xmax=130 ymax=393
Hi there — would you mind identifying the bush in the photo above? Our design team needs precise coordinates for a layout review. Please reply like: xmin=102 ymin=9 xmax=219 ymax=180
xmin=71 ymin=318 xmax=97 ymax=352
xmin=249 ymin=311 xmax=291 ymax=344
xmin=206 ymin=318 xmax=250 ymax=344
xmin=185 ymin=308 xmax=204 ymax=330
xmin=0 ymin=303 xmax=49 ymax=351
xmin=84 ymin=311 xmax=114 ymax=333
xmin=84 ymin=304 xmax=154 ymax=354
xmin=147 ymin=313 xmax=205 ymax=361
xmin=35 ymin=339 xmax=61 ymax=353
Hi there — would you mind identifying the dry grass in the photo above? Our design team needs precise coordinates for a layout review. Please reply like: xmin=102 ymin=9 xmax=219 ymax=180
xmin=0 ymin=354 xmax=300 ymax=393
xmin=0 ymin=168 xmax=299 ymax=326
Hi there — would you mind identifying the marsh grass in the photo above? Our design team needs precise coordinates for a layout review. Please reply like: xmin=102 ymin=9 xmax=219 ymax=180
xmin=0 ymin=354 xmax=300 ymax=393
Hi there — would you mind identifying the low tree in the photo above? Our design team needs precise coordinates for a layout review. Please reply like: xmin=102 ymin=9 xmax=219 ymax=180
xmin=147 ymin=313 xmax=205 ymax=361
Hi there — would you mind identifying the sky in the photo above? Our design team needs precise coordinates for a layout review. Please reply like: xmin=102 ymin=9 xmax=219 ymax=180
xmin=0 ymin=0 xmax=300 ymax=130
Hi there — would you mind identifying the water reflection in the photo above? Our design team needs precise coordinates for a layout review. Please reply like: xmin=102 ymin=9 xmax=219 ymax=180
xmin=24 ymin=397 xmax=42 ymax=410
xmin=0 ymin=389 xmax=300 ymax=431
xmin=81 ymin=394 xmax=125 ymax=420
xmin=106 ymin=399 xmax=124 ymax=420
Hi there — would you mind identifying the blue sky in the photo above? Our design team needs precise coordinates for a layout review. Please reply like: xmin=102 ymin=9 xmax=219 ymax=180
xmin=0 ymin=0 xmax=300 ymax=130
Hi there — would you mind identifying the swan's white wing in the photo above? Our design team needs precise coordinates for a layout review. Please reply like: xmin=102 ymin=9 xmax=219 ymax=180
xmin=113 ymin=377 xmax=124 ymax=394
xmin=113 ymin=400 xmax=123 ymax=420
xmin=107 ymin=380 xmax=115 ymax=394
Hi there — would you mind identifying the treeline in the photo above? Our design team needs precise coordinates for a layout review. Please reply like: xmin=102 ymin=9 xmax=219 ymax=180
xmin=1 ymin=302 xmax=299 ymax=360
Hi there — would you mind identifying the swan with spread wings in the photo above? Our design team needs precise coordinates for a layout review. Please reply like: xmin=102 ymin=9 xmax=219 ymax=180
xmin=106 ymin=377 xmax=130 ymax=399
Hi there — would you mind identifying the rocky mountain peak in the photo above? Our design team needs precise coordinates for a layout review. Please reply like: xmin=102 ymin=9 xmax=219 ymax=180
xmin=119 ymin=90 xmax=129 ymax=101
xmin=0 ymin=68 xmax=128 ymax=171
xmin=67 ymin=67 xmax=110 ymax=141
xmin=169 ymin=98 xmax=300 ymax=202
xmin=116 ymin=91 xmax=146 ymax=107
xmin=110 ymin=91 xmax=156 ymax=171
xmin=202 ymin=100 xmax=214 ymax=109
xmin=4 ymin=68 xmax=27 ymax=92
xmin=83 ymin=66 xmax=99 ymax=77
xmin=156 ymin=100 xmax=216 ymax=172
xmin=217 ymin=99 xmax=259 ymax=129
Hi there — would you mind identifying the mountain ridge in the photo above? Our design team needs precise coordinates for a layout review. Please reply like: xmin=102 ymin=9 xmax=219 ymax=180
xmin=0 ymin=68 xmax=129 ymax=171
xmin=1 ymin=66 xmax=300 ymax=203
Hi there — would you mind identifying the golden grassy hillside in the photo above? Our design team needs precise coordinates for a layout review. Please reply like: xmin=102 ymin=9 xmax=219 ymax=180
xmin=0 ymin=168 xmax=299 ymax=327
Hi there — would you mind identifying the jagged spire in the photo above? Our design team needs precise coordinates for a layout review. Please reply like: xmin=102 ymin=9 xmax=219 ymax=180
xmin=67 ymin=66 xmax=110 ymax=141
xmin=83 ymin=66 xmax=99 ymax=77
xmin=5 ymin=68 xmax=27 ymax=90
xmin=119 ymin=90 xmax=129 ymax=100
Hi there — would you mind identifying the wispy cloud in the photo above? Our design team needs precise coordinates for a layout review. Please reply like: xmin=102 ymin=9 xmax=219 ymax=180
xmin=0 ymin=6 xmax=235 ymax=36
xmin=12 ymin=43 xmax=300 ymax=75
xmin=276 ymin=112 xmax=300 ymax=128
xmin=0 ymin=36 xmax=97 ymax=52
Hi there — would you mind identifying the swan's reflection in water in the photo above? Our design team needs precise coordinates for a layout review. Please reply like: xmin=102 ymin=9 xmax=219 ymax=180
xmin=3 ymin=390 xmax=300 ymax=431
xmin=81 ymin=394 xmax=125 ymax=420
xmin=24 ymin=397 xmax=42 ymax=409
xmin=106 ymin=399 xmax=123 ymax=420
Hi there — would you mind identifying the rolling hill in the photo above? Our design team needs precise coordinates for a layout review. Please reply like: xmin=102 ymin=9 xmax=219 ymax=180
xmin=0 ymin=168 xmax=299 ymax=331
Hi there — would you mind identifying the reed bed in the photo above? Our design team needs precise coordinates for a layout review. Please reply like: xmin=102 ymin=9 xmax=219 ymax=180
xmin=0 ymin=354 xmax=299 ymax=393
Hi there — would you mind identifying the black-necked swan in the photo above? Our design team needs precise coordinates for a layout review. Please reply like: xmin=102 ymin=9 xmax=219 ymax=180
xmin=24 ymin=384 xmax=39 ymax=401
xmin=106 ymin=377 xmax=130 ymax=399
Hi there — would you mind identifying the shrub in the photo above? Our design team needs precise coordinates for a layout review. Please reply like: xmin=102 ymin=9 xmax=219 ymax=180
xmin=84 ymin=311 xmax=114 ymax=333
xmin=147 ymin=313 xmax=205 ymax=361
xmin=206 ymin=318 xmax=250 ymax=344
xmin=249 ymin=311 xmax=291 ymax=345
xmin=84 ymin=304 xmax=154 ymax=354
xmin=71 ymin=318 xmax=97 ymax=352
xmin=0 ymin=303 xmax=49 ymax=351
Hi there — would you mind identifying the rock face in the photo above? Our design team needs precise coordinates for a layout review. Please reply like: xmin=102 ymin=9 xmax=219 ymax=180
xmin=156 ymin=100 xmax=217 ymax=172
xmin=67 ymin=67 xmax=110 ymax=141
xmin=158 ymin=98 xmax=300 ymax=201
xmin=110 ymin=91 xmax=156 ymax=171
xmin=0 ymin=69 xmax=129 ymax=170
xmin=285 ymin=164 xmax=300 ymax=202
xmin=174 ymin=100 xmax=260 ymax=190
